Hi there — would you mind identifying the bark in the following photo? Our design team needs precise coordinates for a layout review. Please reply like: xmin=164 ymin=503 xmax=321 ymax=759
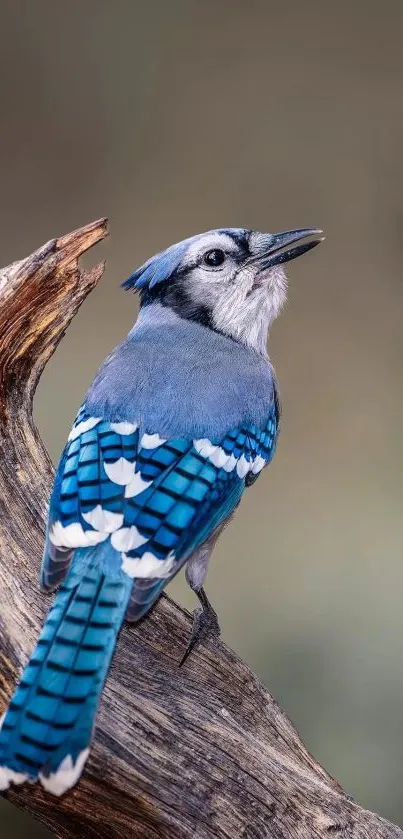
xmin=0 ymin=219 xmax=401 ymax=839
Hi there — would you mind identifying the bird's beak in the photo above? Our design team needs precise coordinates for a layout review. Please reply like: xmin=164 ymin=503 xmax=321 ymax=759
xmin=256 ymin=228 xmax=324 ymax=270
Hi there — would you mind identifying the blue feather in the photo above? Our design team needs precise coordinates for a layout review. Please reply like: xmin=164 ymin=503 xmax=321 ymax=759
xmin=0 ymin=543 xmax=131 ymax=794
xmin=123 ymin=238 xmax=191 ymax=290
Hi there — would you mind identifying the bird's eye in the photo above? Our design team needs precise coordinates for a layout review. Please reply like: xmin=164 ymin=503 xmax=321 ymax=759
xmin=203 ymin=249 xmax=226 ymax=267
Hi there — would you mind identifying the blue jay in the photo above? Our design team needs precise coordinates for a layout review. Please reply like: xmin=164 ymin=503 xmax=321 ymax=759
xmin=0 ymin=225 xmax=322 ymax=796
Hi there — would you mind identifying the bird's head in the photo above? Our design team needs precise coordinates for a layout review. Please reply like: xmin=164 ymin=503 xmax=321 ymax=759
xmin=124 ymin=227 xmax=323 ymax=355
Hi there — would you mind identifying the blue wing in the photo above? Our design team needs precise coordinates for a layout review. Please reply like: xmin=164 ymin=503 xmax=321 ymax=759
xmin=41 ymin=400 xmax=278 ymax=620
xmin=0 ymin=401 xmax=278 ymax=792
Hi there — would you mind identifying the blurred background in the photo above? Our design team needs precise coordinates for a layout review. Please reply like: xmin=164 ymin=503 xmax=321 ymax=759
xmin=0 ymin=0 xmax=402 ymax=834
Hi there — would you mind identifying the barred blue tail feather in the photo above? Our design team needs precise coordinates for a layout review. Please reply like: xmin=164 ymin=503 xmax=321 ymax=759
xmin=0 ymin=545 xmax=132 ymax=795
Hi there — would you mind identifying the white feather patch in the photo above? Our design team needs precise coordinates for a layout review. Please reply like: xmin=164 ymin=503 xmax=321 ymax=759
xmin=193 ymin=438 xmax=217 ymax=458
xmin=49 ymin=521 xmax=108 ymax=548
xmin=82 ymin=506 xmax=123 ymax=533
xmin=121 ymin=551 xmax=175 ymax=579
xmin=210 ymin=446 xmax=230 ymax=468
xmin=111 ymin=526 xmax=148 ymax=552
xmin=68 ymin=417 xmax=101 ymax=442
xmin=251 ymin=455 xmax=266 ymax=474
xmin=0 ymin=765 xmax=28 ymax=791
xmin=124 ymin=471 xmax=152 ymax=498
xmin=236 ymin=454 xmax=250 ymax=479
xmin=39 ymin=749 xmax=90 ymax=797
xmin=140 ymin=432 xmax=167 ymax=449
xmin=104 ymin=457 xmax=135 ymax=485
xmin=222 ymin=453 xmax=237 ymax=473
xmin=194 ymin=439 xmax=239 ymax=473
xmin=109 ymin=421 xmax=138 ymax=435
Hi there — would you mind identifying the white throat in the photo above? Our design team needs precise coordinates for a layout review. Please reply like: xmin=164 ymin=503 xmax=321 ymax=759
xmin=211 ymin=266 xmax=287 ymax=356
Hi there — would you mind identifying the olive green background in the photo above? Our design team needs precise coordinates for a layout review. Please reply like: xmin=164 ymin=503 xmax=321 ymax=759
xmin=0 ymin=0 xmax=402 ymax=835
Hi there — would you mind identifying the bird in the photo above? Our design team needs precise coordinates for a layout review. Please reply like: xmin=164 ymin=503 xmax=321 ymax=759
xmin=0 ymin=224 xmax=323 ymax=796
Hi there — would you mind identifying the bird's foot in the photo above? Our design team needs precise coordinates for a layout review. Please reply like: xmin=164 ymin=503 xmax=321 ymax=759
xmin=179 ymin=588 xmax=220 ymax=666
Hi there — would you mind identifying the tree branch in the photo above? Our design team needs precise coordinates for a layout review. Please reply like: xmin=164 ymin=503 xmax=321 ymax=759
xmin=0 ymin=220 xmax=401 ymax=839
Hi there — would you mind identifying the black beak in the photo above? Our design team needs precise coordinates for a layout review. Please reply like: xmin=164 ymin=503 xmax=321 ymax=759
xmin=258 ymin=228 xmax=324 ymax=270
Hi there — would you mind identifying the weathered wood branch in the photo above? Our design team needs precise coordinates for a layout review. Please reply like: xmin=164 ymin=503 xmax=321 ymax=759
xmin=0 ymin=219 xmax=401 ymax=839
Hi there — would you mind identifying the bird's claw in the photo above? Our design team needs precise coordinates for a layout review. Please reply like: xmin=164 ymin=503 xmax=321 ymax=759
xmin=179 ymin=590 xmax=220 ymax=666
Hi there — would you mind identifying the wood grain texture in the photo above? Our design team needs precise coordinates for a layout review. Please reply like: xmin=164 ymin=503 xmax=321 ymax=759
xmin=0 ymin=220 xmax=401 ymax=839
